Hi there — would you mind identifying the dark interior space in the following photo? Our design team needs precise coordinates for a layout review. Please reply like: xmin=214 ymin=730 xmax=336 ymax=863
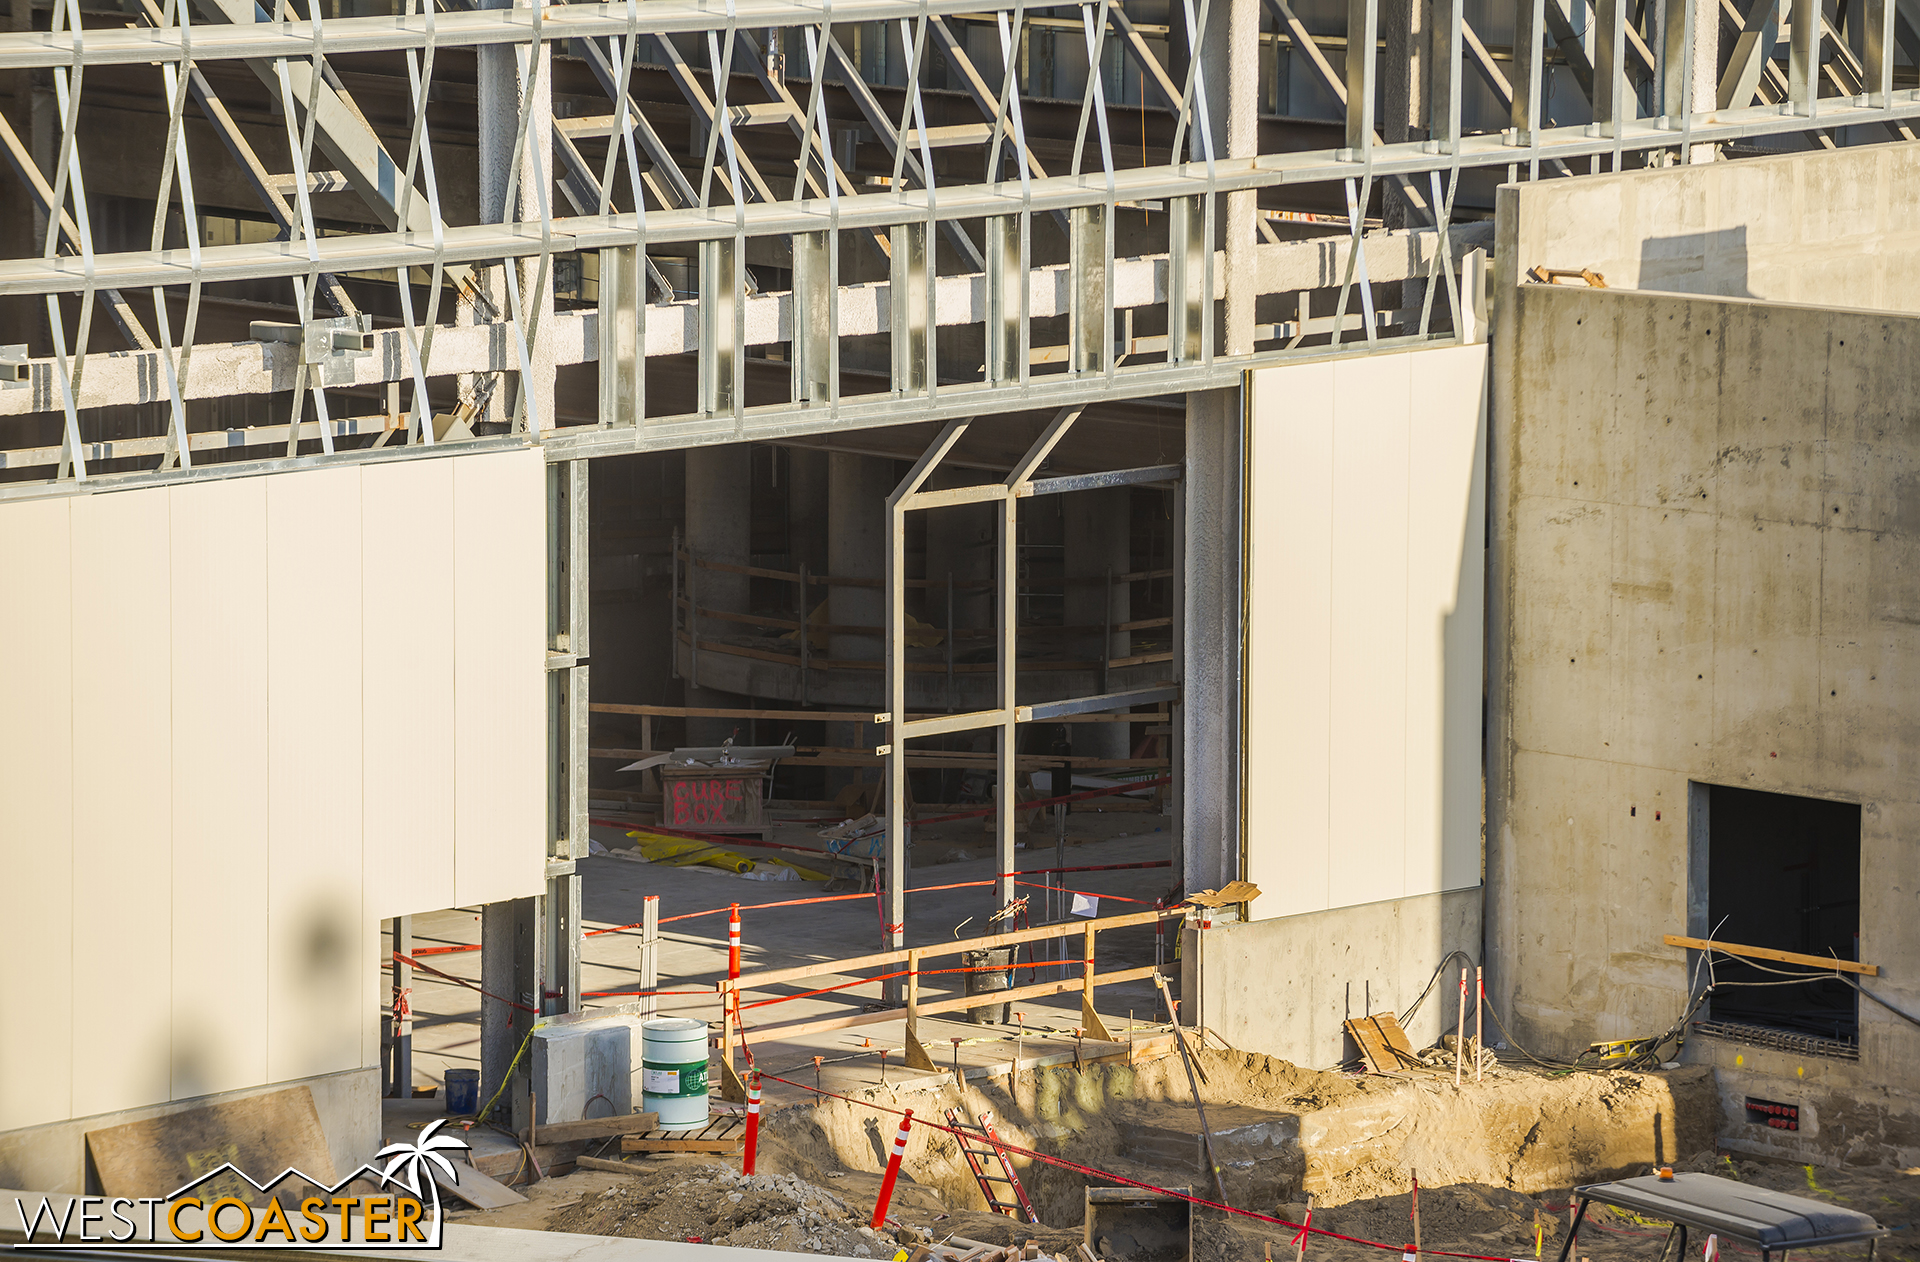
xmin=1707 ymin=784 xmax=1861 ymax=1043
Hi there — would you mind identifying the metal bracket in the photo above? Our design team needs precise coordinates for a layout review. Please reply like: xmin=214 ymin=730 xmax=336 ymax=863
xmin=249 ymin=315 xmax=375 ymax=386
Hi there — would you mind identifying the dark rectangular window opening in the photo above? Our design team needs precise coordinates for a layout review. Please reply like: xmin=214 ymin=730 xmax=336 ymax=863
xmin=1704 ymin=784 xmax=1861 ymax=1045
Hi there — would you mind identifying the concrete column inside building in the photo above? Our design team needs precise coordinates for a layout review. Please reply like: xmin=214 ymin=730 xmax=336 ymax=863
xmin=826 ymin=452 xmax=894 ymax=798
xmin=1181 ymin=388 xmax=1244 ymax=895
xmin=1064 ymin=487 xmax=1132 ymax=761
xmin=683 ymin=444 xmax=753 ymax=746
xmin=476 ymin=0 xmax=553 ymax=430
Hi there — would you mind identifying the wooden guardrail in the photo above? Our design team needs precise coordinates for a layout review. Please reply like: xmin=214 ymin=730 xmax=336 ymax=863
xmin=712 ymin=905 xmax=1182 ymax=1097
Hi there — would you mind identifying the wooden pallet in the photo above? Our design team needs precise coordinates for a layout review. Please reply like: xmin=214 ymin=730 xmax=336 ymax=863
xmin=619 ymin=1115 xmax=746 ymax=1154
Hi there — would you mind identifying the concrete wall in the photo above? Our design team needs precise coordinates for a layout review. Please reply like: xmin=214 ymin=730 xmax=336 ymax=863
xmin=1496 ymin=142 xmax=1920 ymax=307
xmin=1185 ymin=887 xmax=1483 ymax=1068
xmin=1243 ymin=345 xmax=1486 ymax=920
xmin=0 ymin=448 xmax=547 ymax=1189
xmin=1488 ymin=282 xmax=1920 ymax=1166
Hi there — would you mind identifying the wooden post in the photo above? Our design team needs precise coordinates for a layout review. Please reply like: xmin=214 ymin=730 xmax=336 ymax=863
xmin=719 ymin=986 xmax=748 ymax=1102
xmin=1455 ymin=968 xmax=1467 ymax=1086
xmin=1474 ymin=965 xmax=1485 ymax=1083
xmin=904 ymin=948 xmax=937 ymax=1070
xmin=638 ymin=895 xmax=659 ymax=1020
xmin=1080 ymin=922 xmax=1115 ymax=1041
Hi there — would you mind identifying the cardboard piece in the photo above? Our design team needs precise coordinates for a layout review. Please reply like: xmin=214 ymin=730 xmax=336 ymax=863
xmin=1186 ymin=881 xmax=1261 ymax=908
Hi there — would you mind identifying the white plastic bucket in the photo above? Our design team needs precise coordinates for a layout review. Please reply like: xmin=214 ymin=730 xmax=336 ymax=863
xmin=641 ymin=1017 xmax=711 ymax=1128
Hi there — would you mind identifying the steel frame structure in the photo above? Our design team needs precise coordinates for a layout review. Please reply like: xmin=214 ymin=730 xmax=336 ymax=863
xmin=0 ymin=0 xmax=1913 ymax=496
xmin=879 ymin=410 xmax=1179 ymax=954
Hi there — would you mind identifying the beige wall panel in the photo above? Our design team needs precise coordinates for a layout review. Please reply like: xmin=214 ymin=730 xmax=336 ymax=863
xmin=0 ymin=498 xmax=74 ymax=1132
xmin=69 ymin=490 xmax=174 ymax=1119
xmin=1244 ymin=362 xmax=1336 ymax=919
xmin=1246 ymin=346 xmax=1488 ymax=922
xmin=362 ymin=459 xmax=457 ymax=920
xmin=1326 ymin=354 xmax=1413 ymax=910
xmin=451 ymin=449 xmax=547 ymax=908
xmin=168 ymin=478 xmax=270 ymax=1101
xmin=1406 ymin=345 xmax=1488 ymax=895
xmin=265 ymin=467 xmax=368 ymax=1082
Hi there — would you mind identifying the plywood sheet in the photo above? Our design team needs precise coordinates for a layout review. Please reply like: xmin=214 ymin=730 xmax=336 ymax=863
xmin=169 ymin=478 xmax=271 ymax=1100
xmin=70 ymin=489 xmax=174 ymax=1119
xmin=85 ymin=1084 xmax=337 ymax=1203
xmin=362 ymin=458 xmax=456 ymax=919
xmin=0 ymin=496 xmax=74 ymax=1131
xmin=265 ymin=467 xmax=367 ymax=1084
xmin=1342 ymin=1013 xmax=1426 ymax=1075
xmin=451 ymin=449 xmax=546 ymax=908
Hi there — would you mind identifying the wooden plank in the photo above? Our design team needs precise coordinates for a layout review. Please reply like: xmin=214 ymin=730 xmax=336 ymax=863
xmin=1662 ymin=934 xmax=1878 ymax=977
xmin=725 ymin=907 xmax=1176 ymax=991
xmin=86 ymin=1085 xmax=337 ymax=1202
xmin=516 ymin=1112 xmax=659 ymax=1144
xmin=432 ymin=1159 xmax=528 ymax=1209
xmin=591 ymin=703 xmax=1164 ymax=723
xmin=576 ymin=1154 xmax=642 ymax=1174
xmin=1344 ymin=1014 xmax=1427 ymax=1075
xmin=745 ymin=966 xmax=1170 ymax=1042
xmin=620 ymin=1137 xmax=742 ymax=1154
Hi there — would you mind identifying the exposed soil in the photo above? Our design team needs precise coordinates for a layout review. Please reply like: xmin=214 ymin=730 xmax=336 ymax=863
xmin=456 ymin=1049 xmax=1920 ymax=1262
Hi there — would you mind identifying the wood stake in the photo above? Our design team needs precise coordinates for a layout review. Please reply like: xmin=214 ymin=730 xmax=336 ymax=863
xmin=1295 ymin=1193 xmax=1312 ymax=1262
xmin=1455 ymin=968 xmax=1468 ymax=1086
xmin=1475 ymin=966 xmax=1485 ymax=1083
xmin=1412 ymin=1171 xmax=1423 ymax=1262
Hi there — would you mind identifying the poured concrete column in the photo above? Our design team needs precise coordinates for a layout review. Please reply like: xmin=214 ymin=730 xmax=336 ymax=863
xmin=1181 ymin=389 xmax=1243 ymax=893
xmin=684 ymin=444 xmax=752 ymax=746
xmin=479 ymin=897 xmax=540 ymax=1132
xmin=786 ymin=447 xmax=830 ymax=579
xmin=477 ymin=0 xmax=553 ymax=429
xmin=1198 ymin=0 xmax=1260 ymax=353
xmin=1064 ymin=487 xmax=1132 ymax=761
xmin=1381 ymin=0 xmax=1429 ymax=228
xmin=828 ymin=453 xmax=892 ymax=663
xmin=923 ymin=465 xmax=996 ymax=715
xmin=826 ymin=453 xmax=893 ymax=796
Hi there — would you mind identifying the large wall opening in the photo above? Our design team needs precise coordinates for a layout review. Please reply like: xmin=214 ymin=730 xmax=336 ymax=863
xmin=1703 ymin=784 xmax=1861 ymax=1045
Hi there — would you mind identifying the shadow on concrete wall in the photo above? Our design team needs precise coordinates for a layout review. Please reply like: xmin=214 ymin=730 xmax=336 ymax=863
xmin=1638 ymin=225 xmax=1752 ymax=298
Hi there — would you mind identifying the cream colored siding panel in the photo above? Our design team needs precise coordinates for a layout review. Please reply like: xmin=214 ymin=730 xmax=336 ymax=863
xmin=69 ymin=490 xmax=174 ymax=1119
xmin=264 ymin=467 xmax=368 ymax=1083
xmin=1245 ymin=345 xmax=1488 ymax=920
xmin=362 ymin=459 xmax=457 ymax=919
xmin=1326 ymin=354 xmax=1414 ymax=911
xmin=0 ymin=497 xmax=74 ymax=1132
xmin=168 ymin=477 xmax=271 ymax=1100
xmin=1245 ymin=362 xmax=1337 ymax=919
xmin=451 ymin=449 xmax=547 ymax=908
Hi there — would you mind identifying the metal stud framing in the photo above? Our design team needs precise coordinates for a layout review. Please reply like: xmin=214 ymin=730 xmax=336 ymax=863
xmin=0 ymin=0 xmax=1916 ymax=493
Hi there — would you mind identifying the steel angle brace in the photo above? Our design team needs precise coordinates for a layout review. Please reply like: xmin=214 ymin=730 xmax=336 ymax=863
xmin=825 ymin=29 xmax=985 ymax=271
xmin=135 ymin=0 xmax=357 ymax=318
xmin=730 ymin=27 xmax=893 ymax=266
xmin=1262 ymin=0 xmax=1433 ymax=222
xmin=0 ymin=112 xmax=154 ymax=351
xmin=926 ymin=15 xmax=1068 ymax=234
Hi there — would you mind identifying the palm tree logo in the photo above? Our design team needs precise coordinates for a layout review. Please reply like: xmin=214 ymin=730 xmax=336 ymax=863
xmin=374 ymin=1119 xmax=469 ymax=1200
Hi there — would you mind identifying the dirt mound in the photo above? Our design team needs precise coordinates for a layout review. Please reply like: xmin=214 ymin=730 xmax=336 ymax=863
xmin=546 ymin=1163 xmax=877 ymax=1254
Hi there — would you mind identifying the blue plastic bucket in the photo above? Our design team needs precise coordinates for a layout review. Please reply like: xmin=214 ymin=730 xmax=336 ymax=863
xmin=445 ymin=1068 xmax=480 ymax=1115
